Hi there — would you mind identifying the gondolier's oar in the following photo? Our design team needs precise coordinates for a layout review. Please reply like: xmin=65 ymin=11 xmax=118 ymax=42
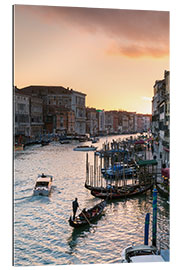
xmin=79 ymin=207 xmax=91 ymax=225
xmin=78 ymin=207 xmax=96 ymax=233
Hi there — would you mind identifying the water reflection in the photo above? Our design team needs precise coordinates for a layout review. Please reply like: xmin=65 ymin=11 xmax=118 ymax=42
xmin=67 ymin=226 xmax=95 ymax=254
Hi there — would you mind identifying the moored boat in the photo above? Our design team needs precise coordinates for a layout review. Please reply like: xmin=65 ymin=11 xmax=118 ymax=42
xmin=102 ymin=163 xmax=136 ymax=178
xmin=90 ymin=183 xmax=153 ymax=200
xmin=14 ymin=143 xmax=24 ymax=151
xmin=73 ymin=145 xmax=97 ymax=151
xmin=91 ymin=137 xmax=99 ymax=143
xmin=156 ymin=182 xmax=169 ymax=199
xmin=121 ymin=188 xmax=169 ymax=263
xmin=41 ymin=141 xmax=50 ymax=146
xmin=68 ymin=200 xmax=106 ymax=228
xmin=59 ymin=140 xmax=70 ymax=144
xmin=33 ymin=174 xmax=53 ymax=196
xmin=121 ymin=244 xmax=165 ymax=263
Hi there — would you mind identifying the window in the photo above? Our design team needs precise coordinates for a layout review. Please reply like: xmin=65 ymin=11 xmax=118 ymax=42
xmin=159 ymin=104 xmax=164 ymax=113
xmin=18 ymin=103 xmax=26 ymax=111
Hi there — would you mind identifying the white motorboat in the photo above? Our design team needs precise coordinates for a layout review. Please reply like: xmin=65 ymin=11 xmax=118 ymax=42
xmin=73 ymin=145 xmax=97 ymax=151
xmin=33 ymin=174 xmax=53 ymax=196
xmin=121 ymin=244 xmax=165 ymax=263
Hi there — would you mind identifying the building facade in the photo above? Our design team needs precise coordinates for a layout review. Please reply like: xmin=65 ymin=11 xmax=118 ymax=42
xmin=86 ymin=107 xmax=98 ymax=136
xmin=30 ymin=96 xmax=44 ymax=137
xmin=97 ymin=110 xmax=106 ymax=135
xmin=18 ymin=85 xmax=86 ymax=136
xmin=152 ymin=70 xmax=170 ymax=166
xmin=14 ymin=89 xmax=30 ymax=138
xmin=70 ymin=89 xmax=86 ymax=135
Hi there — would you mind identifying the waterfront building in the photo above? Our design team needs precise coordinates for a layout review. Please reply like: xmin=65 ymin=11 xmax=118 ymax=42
xmin=70 ymin=89 xmax=86 ymax=135
xmin=134 ymin=114 xmax=138 ymax=133
xmin=30 ymin=96 xmax=44 ymax=137
xmin=152 ymin=70 xmax=170 ymax=166
xmin=136 ymin=114 xmax=144 ymax=133
xmin=97 ymin=109 xmax=106 ymax=135
xmin=18 ymin=85 xmax=86 ymax=136
xmin=105 ymin=111 xmax=113 ymax=134
xmin=14 ymin=88 xmax=31 ymax=138
xmin=122 ymin=112 xmax=129 ymax=133
xmin=57 ymin=108 xmax=75 ymax=136
xmin=86 ymin=107 xmax=98 ymax=136
xmin=141 ymin=114 xmax=151 ymax=132
xmin=105 ymin=111 xmax=119 ymax=134
xmin=112 ymin=111 xmax=119 ymax=133
xmin=128 ymin=112 xmax=135 ymax=133
xmin=163 ymin=71 xmax=170 ymax=164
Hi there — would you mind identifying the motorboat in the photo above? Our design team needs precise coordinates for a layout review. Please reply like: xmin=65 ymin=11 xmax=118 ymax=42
xmin=121 ymin=244 xmax=165 ymax=263
xmin=33 ymin=174 xmax=53 ymax=196
xmin=73 ymin=145 xmax=97 ymax=151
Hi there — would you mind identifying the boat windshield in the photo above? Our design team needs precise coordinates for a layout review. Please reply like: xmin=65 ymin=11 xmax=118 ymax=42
xmin=35 ymin=182 xmax=49 ymax=187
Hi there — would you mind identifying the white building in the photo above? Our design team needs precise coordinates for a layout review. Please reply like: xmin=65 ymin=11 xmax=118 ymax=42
xmin=70 ymin=89 xmax=86 ymax=135
xmin=97 ymin=110 xmax=105 ymax=135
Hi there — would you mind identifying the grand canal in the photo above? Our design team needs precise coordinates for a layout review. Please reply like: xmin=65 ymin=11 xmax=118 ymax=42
xmin=14 ymin=134 xmax=169 ymax=266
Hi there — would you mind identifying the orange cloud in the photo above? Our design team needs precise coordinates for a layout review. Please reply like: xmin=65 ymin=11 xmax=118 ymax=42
xmin=107 ymin=42 xmax=169 ymax=58
xmin=15 ymin=5 xmax=169 ymax=59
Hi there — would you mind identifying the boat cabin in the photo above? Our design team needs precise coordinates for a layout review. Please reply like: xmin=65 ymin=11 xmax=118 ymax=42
xmin=124 ymin=245 xmax=164 ymax=263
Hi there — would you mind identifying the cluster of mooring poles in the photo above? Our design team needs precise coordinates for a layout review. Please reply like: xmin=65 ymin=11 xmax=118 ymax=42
xmin=85 ymin=135 xmax=158 ymax=190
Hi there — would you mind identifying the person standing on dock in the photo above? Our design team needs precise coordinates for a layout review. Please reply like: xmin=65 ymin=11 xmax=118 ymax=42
xmin=72 ymin=198 xmax=79 ymax=220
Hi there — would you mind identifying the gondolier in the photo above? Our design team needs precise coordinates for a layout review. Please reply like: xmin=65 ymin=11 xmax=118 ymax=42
xmin=72 ymin=198 xmax=79 ymax=220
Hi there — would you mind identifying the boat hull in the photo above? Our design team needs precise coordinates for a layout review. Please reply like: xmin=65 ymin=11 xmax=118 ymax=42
xmin=33 ymin=188 xmax=50 ymax=196
xmin=91 ymin=184 xmax=153 ymax=200
xmin=15 ymin=144 xmax=24 ymax=151
xmin=156 ymin=183 xmax=169 ymax=199
xmin=73 ymin=147 xmax=97 ymax=151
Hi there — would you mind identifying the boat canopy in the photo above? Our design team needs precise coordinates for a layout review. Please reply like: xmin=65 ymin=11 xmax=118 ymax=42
xmin=134 ymin=140 xmax=144 ymax=144
xmin=126 ymin=244 xmax=157 ymax=253
xmin=161 ymin=168 xmax=170 ymax=178
xmin=137 ymin=160 xmax=158 ymax=167
xmin=36 ymin=176 xmax=51 ymax=182
xmin=131 ymin=255 xmax=164 ymax=263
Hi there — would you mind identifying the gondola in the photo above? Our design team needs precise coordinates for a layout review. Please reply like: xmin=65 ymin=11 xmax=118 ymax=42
xmin=41 ymin=140 xmax=50 ymax=146
xmin=68 ymin=200 xmax=106 ymax=228
xmin=156 ymin=182 xmax=169 ymax=199
xmin=90 ymin=183 xmax=153 ymax=200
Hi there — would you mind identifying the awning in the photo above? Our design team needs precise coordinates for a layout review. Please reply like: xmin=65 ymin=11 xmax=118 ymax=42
xmin=162 ymin=168 xmax=170 ymax=178
xmin=134 ymin=140 xmax=144 ymax=145
xmin=163 ymin=147 xmax=169 ymax=152
xmin=137 ymin=159 xmax=158 ymax=167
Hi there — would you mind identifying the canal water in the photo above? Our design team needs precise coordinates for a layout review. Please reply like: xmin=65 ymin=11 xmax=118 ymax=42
xmin=14 ymin=135 xmax=169 ymax=266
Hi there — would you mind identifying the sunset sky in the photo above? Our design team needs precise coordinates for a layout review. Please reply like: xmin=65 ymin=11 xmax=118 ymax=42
xmin=14 ymin=5 xmax=169 ymax=114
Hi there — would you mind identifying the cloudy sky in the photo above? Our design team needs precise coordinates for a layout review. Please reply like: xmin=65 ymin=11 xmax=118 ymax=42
xmin=14 ymin=5 xmax=169 ymax=113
